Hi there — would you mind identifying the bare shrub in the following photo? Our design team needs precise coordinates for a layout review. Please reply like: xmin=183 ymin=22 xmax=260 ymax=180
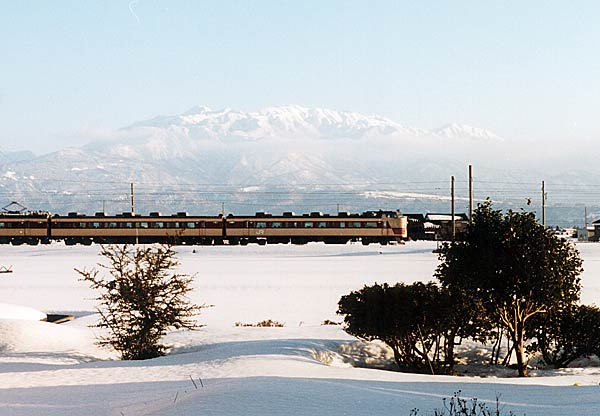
xmin=410 ymin=390 xmax=521 ymax=416
xmin=235 ymin=319 xmax=285 ymax=327
xmin=77 ymin=244 xmax=205 ymax=360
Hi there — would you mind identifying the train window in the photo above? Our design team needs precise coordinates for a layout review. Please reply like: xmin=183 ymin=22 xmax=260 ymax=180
xmin=339 ymin=222 xmax=345 ymax=228
xmin=303 ymin=222 xmax=314 ymax=228
xmin=139 ymin=222 xmax=149 ymax=229
xmin=318 ymin=222 xmax=327 ymax=228
xmin=92 ymin=222 xmax=101 ymax=229
xmin=108 ymin=222 xmax=118 ymax=228
xmin=365 ymin=222 xmax=377 ymax=228
xmin=256 ymin=222 xmax=267 ymax=228
xmin=125 ymin=222 xmax=133 ymax=229
xmin=348 ymin=222 xmax=362 ymax=228
xmin=0 ymin=222 xmax=5 ymax=228
xmin=187 ymin=222 xmax=195 ymax=228
xmin=78 ymin=222 xmax=86 ymax=228
xmin=272 ymin=222 xmax=282 ymax=228
xmin=284 ymin=222 xmax=296 ymax=228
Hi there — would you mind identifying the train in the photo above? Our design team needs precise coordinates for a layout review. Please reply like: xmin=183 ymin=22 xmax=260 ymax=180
xmin=0 ymin=210 xmax=408 ymax=246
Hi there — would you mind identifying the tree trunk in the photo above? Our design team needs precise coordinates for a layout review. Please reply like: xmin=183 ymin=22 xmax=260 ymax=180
xmin=392 ymin=345 xmax=402 ymax=370
xmin=445 ymin=330 xmax=456 ymax=374
xmin=515 ymin=321 xmax=527 ymax=377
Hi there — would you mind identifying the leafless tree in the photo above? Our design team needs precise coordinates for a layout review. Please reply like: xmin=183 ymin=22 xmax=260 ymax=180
xmin=77 ymin=244 xmax=204 ymax=360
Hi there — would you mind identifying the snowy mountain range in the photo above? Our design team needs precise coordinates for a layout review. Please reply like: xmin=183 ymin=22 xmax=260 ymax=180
xmin=124 ymin=105 xmax=500 ymax=142
xmin=0 ymin=105 xmax=595 ymax=225
xmin=80 ymin=105 xmax=502 ymax=162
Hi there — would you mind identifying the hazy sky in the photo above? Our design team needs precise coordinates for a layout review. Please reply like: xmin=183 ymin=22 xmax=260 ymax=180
xmin=1 ymin=1 xmax=599 ymax=153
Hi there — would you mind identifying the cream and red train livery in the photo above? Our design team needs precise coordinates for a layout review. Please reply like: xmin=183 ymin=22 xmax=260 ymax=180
xmin=0 ymin=210 xmax=408 ymax=246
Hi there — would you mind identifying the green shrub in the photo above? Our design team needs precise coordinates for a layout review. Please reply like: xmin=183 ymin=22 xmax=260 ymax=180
xmin=529 ymin=304 xmax=600 ymax=368
xmin=338 ymin=282 xmax=457 ymax=373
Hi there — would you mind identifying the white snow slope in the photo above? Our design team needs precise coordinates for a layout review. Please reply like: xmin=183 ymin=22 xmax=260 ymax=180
xmin=1 ymin=242 xmax=600 ymax=415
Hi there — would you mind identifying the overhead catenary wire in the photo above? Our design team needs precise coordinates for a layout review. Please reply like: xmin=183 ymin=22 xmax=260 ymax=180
xmin=5 ymin=177 xmax=600 ymax=219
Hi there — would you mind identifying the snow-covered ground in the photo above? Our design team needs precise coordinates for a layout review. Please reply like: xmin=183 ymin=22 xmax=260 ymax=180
xmin=1 ymin=241 xmax=600 ymax=415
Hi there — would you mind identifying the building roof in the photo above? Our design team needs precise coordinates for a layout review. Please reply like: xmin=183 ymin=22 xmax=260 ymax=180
xmin=425 ymin=213 xmax=468 ymax=222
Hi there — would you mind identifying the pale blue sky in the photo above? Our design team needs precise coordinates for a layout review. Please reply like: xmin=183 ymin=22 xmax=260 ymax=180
xmin=1 ymin=1 xmax=599 ymax=153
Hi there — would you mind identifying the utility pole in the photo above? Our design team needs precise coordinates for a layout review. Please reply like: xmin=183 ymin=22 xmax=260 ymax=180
xmin=130 ymin=183 xmax=135 ymax=215
xmin=451 ymin=175 xmax=455 ymax=241
xmin=468 ymin=164 xmax=473 ymax=222
xmin=541 ymin=181 xmax=546 ymax=228
xmin=131 ymin=183 xmax=138 ymax=245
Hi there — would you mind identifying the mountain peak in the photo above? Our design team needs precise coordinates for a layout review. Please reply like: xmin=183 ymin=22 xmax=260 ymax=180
xmin=182 ymin=105 xmax=213 ymax=115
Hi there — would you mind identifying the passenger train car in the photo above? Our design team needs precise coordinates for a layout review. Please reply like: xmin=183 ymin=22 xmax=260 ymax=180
xmin=0 ymin=210 xmax=408 ymax=246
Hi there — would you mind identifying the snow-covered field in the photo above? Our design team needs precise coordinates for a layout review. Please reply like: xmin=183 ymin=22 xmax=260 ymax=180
xmin=1 ymin=241 xmax=600 ymax=415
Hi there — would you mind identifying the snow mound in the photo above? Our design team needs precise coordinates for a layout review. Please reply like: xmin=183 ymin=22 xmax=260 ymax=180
xmin=567 ymin=355 xmax=600 ymax=368
xmin=0 ymin=302 xmax=46 ymax=321
xmin=334 ymin=340 xmax=397 ymax=370
xmin=0 ymin=319 xmax=105 ymax=357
